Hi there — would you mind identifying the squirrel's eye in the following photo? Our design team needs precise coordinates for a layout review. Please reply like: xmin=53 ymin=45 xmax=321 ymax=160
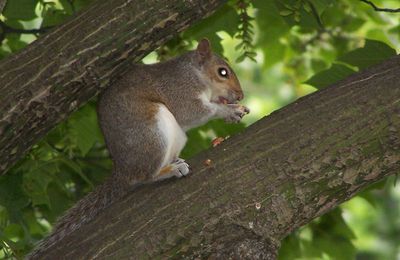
xmin=218 ymin=68 xmax=229 ymax=78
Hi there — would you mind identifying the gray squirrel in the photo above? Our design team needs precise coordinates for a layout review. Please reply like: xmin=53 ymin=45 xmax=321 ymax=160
xmin=27 ymin=38 xmax=249 ymax=259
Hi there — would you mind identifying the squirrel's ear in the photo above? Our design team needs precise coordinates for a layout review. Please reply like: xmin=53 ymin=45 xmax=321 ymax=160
xmin=196 ymin=38 xmax=212 ymax=61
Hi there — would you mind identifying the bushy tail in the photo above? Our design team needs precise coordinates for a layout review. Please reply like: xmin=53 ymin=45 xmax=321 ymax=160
xmin=27 ymin=177 xmax=128 ymax=259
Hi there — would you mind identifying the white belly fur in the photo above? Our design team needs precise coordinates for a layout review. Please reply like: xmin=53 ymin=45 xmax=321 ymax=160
xmin=156 ymin=104 xmax=187 ymax=168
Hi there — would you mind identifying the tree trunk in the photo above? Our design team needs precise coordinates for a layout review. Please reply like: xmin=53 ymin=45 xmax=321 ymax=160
xmin=0 ymin=0 xmax=225 ymax=175
xmin=37 ymin=55 xmax=400 ymax=259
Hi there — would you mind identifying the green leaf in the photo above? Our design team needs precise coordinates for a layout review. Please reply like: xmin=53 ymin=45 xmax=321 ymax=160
xmin=181 ymin=119 xmax=246 ymax=159
xmin=338 ymin=39 xmax=397 ymax=70
xmin=301 ymin=239 xmax=324 ymax=258
xmin=357 ymin=190 xmax=377 ymax=208
xmin=22 ymin=210 xmax=47 ymax=240
xmin=5 ymin=34 xmax=29 ymax=53
xmin=278 ymin=232 xmax=302 ymax=260
xmin=184 ymin=5 xmax=239 ymax=55
xmin=3 ymin=0 xmax=39 ymax=20
xmin=389 ymin=24 xmax=400 ymax=35
xmin=274 ymin=1 xmax=321 ymax=30
xmin=22 ymin=163 xmax=56 ymax=207
xmin=342 ymin=16 xmax=365 ymax=32
xmin=68 ymin=104 xmax=102 ymax=156
xmin=311 ymin=209 xmax=356 ymax=260
xmin=0 ymin=174 xmax=30 ymax=222
xmin=58 ymin=157 xmax=94 ymax=188
xmin=294 ymin=12 xmax=301 ymax=22
xmin=305 ymin=63 xmax=356 ymax=89
xmin=74 ymin=0 xmax=94 ymax=12
xmin=303 ymin=3 xmax=312 ymax=13
xmin=40 ymin=182 xmax=74 ymax=222
xmin=41 ymin=9 xmax=71 ymax=27
xmin=279 ymin=10 xmax=293 ymax=16
xmin=3 ymin=224 xmax=24 ymax=241
xmin=308 ymin=0 xmax=334 ymax=16
xmin=236 ymin=54 xmax=246 ymax=63
xmin=0 ymin=206 xmax=8 ymax=229
xmin=253 ymin=0 xmax=290 ymax=66
xmin=310 ymin=58 xmax=328 ymax=74
xmin=59 ymin=0 xmax=74 ymax=15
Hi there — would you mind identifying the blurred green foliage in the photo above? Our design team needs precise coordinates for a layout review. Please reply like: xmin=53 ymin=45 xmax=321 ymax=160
xmin=0 ymin=0 xmax=400 ymax=259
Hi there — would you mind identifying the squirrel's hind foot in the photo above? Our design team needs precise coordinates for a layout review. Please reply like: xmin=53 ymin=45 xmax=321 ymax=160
xmin=173 ymin=158 xmax=190 ymax=177
xmin=154 ymin=158 xmax=190 ymax=181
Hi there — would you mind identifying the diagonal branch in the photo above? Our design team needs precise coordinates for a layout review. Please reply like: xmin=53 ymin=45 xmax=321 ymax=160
xmin=0 ymin=0 xmax=227 ymax=175
xmin=360 ymin=0 xmax=400 ymax=13
xmin=36 ymin=54 xmax=400 ymax=259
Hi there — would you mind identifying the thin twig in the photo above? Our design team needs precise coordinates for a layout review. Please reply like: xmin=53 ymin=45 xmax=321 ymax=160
xmin=360 ymin=0 xmax=400 ymax=13
xmin=0 ymin=21 xmax=52 ymax=44
xmin=306 ymin=0 xmax=325 ymax=30
xmin=0 ymin=21 xmax=51 ymax=34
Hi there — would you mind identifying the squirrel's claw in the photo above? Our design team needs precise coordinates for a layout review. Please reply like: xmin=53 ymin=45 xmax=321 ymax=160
xmin=224 ymin=104 xmax=250 ymax=123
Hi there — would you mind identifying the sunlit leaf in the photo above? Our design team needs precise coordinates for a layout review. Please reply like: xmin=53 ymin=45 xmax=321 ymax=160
xmin=184 ymin=5 xmax=239 ymax=54
xmin=279 ymin=10 xmax=293 ymax=16
xmin=253 ymin=0 xmax=289 ymax=66
xmin=4 ymin=224 xmax=24 ymax=241
xmin=311 ymin=209 xmax=356 ymax=260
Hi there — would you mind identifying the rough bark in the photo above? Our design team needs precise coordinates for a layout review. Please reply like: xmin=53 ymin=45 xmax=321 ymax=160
xmin=0 ymin=0 xmax=225 ymax=175
xmin=38 ymin=55 xmax=400 ymax=259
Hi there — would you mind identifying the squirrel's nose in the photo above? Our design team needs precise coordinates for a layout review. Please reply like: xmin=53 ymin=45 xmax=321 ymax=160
xmin=236 ymin=90 xmax=244 ymax=101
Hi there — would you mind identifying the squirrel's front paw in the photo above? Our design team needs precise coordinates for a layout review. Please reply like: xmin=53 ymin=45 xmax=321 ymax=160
xmin=224 ymin=104 xmax=250 ymax=123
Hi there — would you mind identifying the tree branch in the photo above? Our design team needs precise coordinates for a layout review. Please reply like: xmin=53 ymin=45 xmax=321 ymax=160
xmin=0 ymin=0 xmax=226 ymax=175
xmin=36 ymin=55 xmax=400 ymax=259
xmin=360 ymin=0 xmax=400 ymax=13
